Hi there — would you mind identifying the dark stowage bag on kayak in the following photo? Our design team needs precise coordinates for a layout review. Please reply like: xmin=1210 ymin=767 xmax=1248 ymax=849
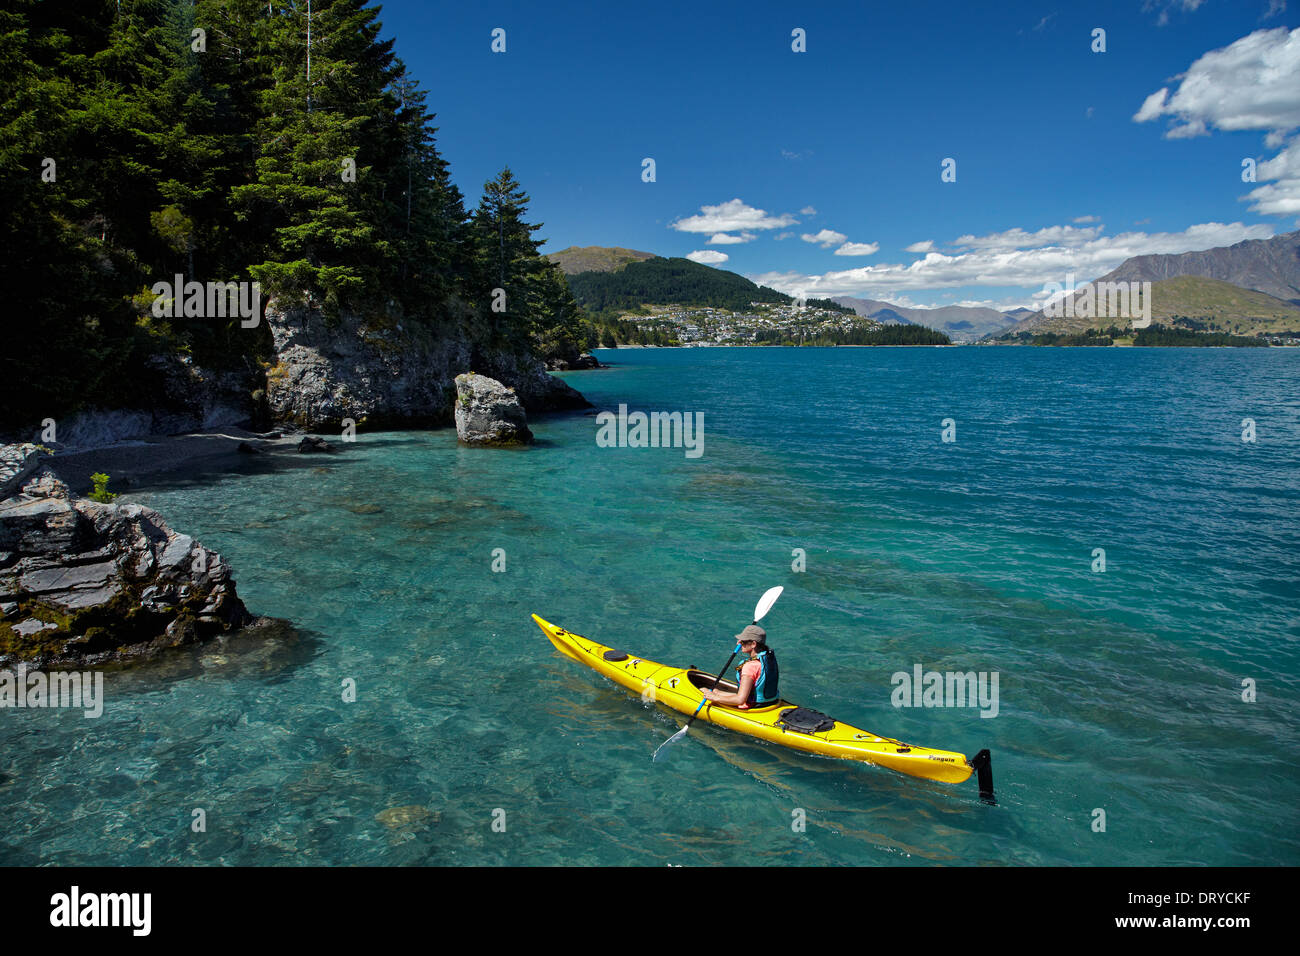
xmin=777 ymin=707 xmax=835 ymax=734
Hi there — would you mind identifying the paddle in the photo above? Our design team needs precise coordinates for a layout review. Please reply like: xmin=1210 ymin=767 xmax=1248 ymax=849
xmin=652 ymin=586 xmax=784 ymax=762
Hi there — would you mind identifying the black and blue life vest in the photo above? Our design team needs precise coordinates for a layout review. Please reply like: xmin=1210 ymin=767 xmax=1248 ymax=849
xmin=737 ymin=648 xmax=779 ymax=706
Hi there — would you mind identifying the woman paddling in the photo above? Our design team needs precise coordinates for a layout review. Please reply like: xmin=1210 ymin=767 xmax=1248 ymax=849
xmin=699 ymin=624 xmax=779 ymax=709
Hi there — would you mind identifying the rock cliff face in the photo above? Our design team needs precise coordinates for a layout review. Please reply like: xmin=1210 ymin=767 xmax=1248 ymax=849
xmin=263 ymin=302 xmax=590 ymax=430
xmin=0 ymin=445 xmax=255 ymax=667
xmin=5 ymin=303 xmax=592 ymax=447
xmin=13 ymin=354 xmax=258 ymax=449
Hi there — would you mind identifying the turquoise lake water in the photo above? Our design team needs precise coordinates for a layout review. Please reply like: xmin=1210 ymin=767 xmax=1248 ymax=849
xmin=3 ymin=346 xmax=1299 ymax=866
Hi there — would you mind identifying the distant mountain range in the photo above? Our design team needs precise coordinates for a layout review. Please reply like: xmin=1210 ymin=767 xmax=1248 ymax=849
xmin=551 ymin=231 xmax=1300 ymax=344
xmin=1001 ymin=275 xmax=1300 ymax=338
xmin=831 ymin=297 xmax=1025 ymax=343
xmin=998 ymin=230 xmax=1300 ymax=339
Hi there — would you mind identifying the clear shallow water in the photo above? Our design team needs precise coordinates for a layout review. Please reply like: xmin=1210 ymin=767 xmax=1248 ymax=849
xmin=3 ymin=346 xmax=1299 ymax=866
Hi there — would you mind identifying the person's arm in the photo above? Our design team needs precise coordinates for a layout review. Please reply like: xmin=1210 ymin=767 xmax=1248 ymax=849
xmin=701 ymin=667 xmax=755 ymax=707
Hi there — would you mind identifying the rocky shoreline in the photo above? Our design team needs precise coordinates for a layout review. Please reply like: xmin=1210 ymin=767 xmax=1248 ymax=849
xmin=0 ymin=301 xmax=603 ymax=668
xmin=1 ymin=445 xmax=262 ymax=668
xmin=6 ymin=303 xmax=596 ymax=453
xmin=0 ymin=345 xmax=602 ymax=669
xmin=262 ymin=302 xmax=591 ymax=431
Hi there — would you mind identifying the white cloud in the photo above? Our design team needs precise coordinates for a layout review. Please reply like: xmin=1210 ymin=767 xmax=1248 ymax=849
xmin=952 ymin=224 xmax=1103 ymax=251
xmin=1133 ymin=27 xmax=1300 ymax=215
xmin=1166 ymin=119 xmax=1209 ymax=139
xmin=1134 ymin=88 xmax=1169 ymax=123
xmin=671 ymin=199 xmax=798 ymax=234
xmin=748 ymin=221 xmax=1275 ymax=298
xmin=800 ymin=206 xmax=817 ymax=215
xmin=707 ymin=231 xmax=756 ymax=245
xmin=1073 ymin=215 xmax=1100 ymax=223
xmin=686 ymin=249 xmax=729 ymax=265
xmin=773 ymin=232 xmax=793 ymax=240
xmin=904 ymin=240 xmax=935 ymax=253
xmin=878 ymin=293 xmax=924 ymax=308
xmin=834 ymin=242 xmax=880 ymax=256
xmin=801 ymin=229 xmax=847 ymax=248
xmin=1132 ymin=28 xmax=1300 ymax=136
xmin=1246 ymin=138 xmax=1300 ymax=214
xmin=844 ymin=291 xmax=1043 ymax=312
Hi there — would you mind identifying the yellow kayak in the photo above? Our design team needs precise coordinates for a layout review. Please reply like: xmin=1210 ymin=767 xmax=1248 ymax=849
xmin=533 ymin=614 xmax=994 ymax=798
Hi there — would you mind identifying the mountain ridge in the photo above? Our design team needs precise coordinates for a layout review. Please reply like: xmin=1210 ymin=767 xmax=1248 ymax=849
xmin=997 ymin=230 xmax=1300 ymax=338
xmin=997 ymin=275 xmax=1300 ymax=339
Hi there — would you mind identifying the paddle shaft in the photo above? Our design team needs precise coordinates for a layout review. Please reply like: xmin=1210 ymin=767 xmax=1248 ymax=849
xmin=688 ymin=642 xmax=744 ymax=723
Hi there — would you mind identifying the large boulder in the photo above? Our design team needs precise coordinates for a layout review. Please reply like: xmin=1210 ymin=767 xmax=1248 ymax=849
xmin=454 ymin=373 xmax=533 ymax=446
xmin=0 ymin=446 xmax=255 ymax=667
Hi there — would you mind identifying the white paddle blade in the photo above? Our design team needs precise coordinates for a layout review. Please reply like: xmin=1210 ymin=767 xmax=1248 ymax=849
xmin=652 ymin=725 xmax=690 ymax=762
xmin=753 ymin=586 xmax=784 ymax=623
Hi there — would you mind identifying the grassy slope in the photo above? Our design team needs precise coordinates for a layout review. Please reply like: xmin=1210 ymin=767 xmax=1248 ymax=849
xmin=546 ymin=246 xmax=656 ymax=275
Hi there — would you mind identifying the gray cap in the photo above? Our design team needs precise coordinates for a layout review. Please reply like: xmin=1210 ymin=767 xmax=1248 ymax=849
xmin=734 ymin=624 xmax=766 ymax=644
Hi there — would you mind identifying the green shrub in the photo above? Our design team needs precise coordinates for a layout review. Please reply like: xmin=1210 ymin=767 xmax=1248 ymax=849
xmin=88 ymin=472 xmax=118 ymax=503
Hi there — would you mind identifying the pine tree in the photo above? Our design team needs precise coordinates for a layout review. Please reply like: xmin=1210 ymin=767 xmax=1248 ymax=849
xmin=531 ymin=262 xmax=589 ymax=362
xmin=0 ymin=0 xmax=174 ymax=426
xmin=468 ymin=167 xmax=553 ymax=350
xmin=231 ymin=0 xmax=398 ymax=312
xmin=377 ymin=66 xmax=469 ymax=312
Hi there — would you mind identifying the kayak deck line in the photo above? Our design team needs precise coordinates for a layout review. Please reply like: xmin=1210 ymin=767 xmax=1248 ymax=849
xmin=532 ymin=613 xmax=996 ymax=802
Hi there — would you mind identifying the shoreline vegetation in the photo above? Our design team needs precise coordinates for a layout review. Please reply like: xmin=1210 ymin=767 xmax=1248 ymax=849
xmin=992 ymin=323 xmax=1283 ymax=348
xmin=1 ymin=0 xmax=596 ymax=444
xmin=597 ymin=328 xmax=1298 ymax=348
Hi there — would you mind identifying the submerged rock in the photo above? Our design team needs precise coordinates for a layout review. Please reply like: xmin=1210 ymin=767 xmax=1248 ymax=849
xmin=296 ymin=436 xmax=335 ymax=454
xmin=0 ymin=445 xmax=256 ymax=667
xmin=375 ymin=805 xmax=438 ymax=829
xmin=454 ymin=373 xmax=534 ymax=446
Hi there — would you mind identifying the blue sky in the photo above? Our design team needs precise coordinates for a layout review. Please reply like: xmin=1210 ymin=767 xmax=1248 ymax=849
xmin=378 ymin=0 xmax=1300 ymax=311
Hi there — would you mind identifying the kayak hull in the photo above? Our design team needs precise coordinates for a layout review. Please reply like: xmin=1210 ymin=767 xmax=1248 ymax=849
xmin=533 ymin=613 xmax=976 ymax=786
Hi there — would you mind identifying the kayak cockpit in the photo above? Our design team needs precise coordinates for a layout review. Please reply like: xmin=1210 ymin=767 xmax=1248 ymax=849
xmin=685 ymin=670 xmax=786 ymax=711
xmin=686 ymin=670 xmax=740 ymax=693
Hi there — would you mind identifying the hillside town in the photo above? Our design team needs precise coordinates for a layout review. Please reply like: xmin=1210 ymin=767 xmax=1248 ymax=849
xmin=618 ymin=301 xmax=878 ymax=345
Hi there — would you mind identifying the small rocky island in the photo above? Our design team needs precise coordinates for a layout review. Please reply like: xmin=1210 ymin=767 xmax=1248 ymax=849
xmin=0 ymin=444 xmax=257 ymax=667
xmin=454 ymin=372 xmax=534 ymax=445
